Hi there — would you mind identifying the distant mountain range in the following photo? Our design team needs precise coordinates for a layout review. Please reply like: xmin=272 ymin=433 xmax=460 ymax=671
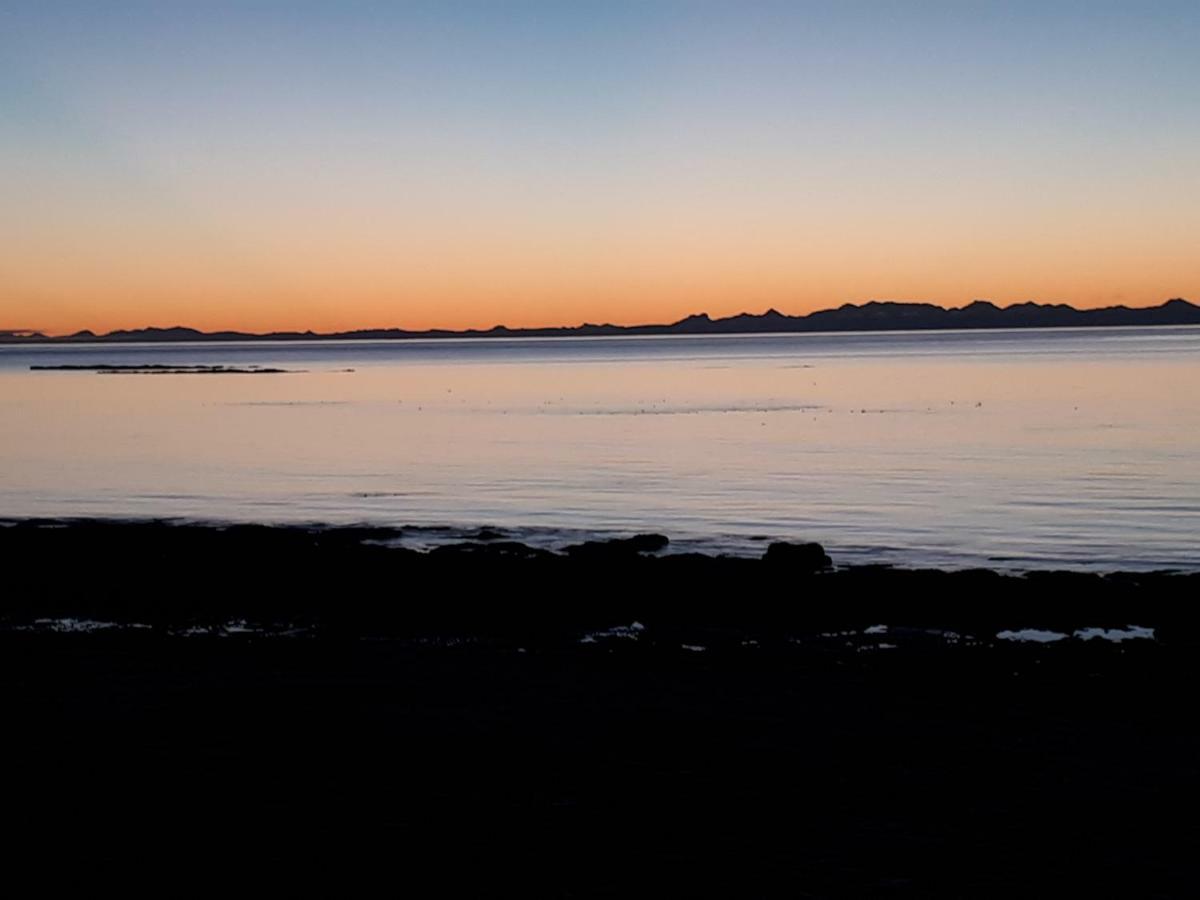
xmin=4 ymin=298 xmax=1198 ymax=344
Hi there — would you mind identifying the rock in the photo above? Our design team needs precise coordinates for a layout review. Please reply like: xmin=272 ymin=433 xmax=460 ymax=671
xmin=564 ymin=534 xmax=669 ymax=559
xmin=763 ymin=541 xmax=831 ymax=572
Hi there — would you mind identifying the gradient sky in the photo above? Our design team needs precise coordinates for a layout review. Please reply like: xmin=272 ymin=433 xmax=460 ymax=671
xmin=2 ymin=1 xmax=1198 ymax=334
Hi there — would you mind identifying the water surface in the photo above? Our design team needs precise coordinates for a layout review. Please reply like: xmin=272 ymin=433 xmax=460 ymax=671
xmin=2 ymin=327 xmax=1197 ymax=570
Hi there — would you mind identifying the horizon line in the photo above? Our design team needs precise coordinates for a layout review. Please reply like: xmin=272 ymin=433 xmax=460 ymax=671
xmin=9 ymin=296 xmax=1196 ymax=340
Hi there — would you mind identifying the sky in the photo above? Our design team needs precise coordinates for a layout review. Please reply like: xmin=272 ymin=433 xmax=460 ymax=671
xmin=2 ymin=1 xmax=1198 ymax=334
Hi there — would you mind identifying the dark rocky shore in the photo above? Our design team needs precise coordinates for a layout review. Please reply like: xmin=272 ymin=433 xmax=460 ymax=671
xmin=3 ymin=519 xmax=1198 ymax=892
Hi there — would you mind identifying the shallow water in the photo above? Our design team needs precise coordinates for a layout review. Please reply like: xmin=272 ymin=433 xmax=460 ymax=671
xmin=2 ymin=326 xmax=1198 ymax=570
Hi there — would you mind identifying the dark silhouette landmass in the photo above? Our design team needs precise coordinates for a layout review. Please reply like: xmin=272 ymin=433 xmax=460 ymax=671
xmin=3 ymin=518 xmax=1198 ymax=889
xmin=30 ymin=363 xmax=297 ymax=374
xmin=5 ymin=297 xmax=1198 ymax=344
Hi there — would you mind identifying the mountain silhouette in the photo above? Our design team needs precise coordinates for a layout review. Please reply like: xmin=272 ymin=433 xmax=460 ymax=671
xmin=4 ymin=298 xmax=1197 ymax=344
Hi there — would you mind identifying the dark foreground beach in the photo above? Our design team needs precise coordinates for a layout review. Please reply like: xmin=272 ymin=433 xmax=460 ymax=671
xmin=3 ymin=519 xmax=1198 ymax=893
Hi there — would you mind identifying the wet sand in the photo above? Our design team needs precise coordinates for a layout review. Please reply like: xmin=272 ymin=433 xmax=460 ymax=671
xmin=3 ymin=519 xmax=1198 ymax=892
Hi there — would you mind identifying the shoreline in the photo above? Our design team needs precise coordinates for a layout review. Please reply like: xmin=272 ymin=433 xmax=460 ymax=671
xmin=4 ymin=517 xmax=1199 ymax=635
xmin=4 ymin=514 xmax=1195 ymax=577
xmin=5 ymin=517 xmax=1198 ymax=889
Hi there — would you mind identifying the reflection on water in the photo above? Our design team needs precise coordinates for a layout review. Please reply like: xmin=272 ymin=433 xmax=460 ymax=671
xmin=1 ymin=327 xmax=1198 ymax=570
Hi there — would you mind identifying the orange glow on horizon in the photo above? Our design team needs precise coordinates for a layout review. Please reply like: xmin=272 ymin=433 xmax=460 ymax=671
xmin=7 ymin=195 xmax=1196 ymax=335
xmin=6 ymin=284 xmax=1195 ymax=338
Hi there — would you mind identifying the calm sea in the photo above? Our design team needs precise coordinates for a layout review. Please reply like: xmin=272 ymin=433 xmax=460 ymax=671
xmin=2 ymin=327 xmax=1197 ymax=571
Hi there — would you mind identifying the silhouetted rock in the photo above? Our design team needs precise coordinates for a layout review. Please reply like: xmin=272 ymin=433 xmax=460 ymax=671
xmin=763 ymin=541 xmax=832 ymax=571
xmin=3 ymin=519 xmax=1198 ymax=640
xmin=563 ymin=533 xmax=669 ymax=559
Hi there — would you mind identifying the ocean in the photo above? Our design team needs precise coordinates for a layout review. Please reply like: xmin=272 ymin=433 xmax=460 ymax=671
xmin=2 ymin=326 xmax=1198 ymax=571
